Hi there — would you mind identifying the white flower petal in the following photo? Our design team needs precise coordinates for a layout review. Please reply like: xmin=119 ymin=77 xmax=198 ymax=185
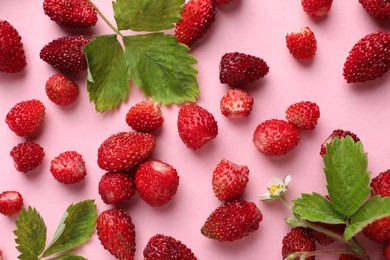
xmin=259 ymin=191 xmax=272 ymax=201
xmin=269 ymin=177 xmax=284 ymax=186
xmin=284 ymin=175 xmax=292 ymax=186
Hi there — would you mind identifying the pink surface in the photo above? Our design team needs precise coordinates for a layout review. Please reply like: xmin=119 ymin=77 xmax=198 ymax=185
xmin=1 ymin=0 xmax=390 ymax=259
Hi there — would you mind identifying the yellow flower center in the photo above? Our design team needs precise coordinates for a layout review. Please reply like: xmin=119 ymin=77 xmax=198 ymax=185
xmin=269 ymin=184 xmax=282 ymax=195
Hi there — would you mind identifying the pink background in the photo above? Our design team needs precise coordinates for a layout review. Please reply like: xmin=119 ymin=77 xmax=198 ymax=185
xmin=1 ymin=0 xmax=390 ymax=259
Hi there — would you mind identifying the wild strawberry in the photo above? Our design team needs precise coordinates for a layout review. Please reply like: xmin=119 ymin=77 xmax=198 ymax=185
xmin=40 ymin=35 xmax=89 ymax=73
xmin=301 ymin=0 xmax=333 ymax=18
xmin=136 ymin=160 xmax=179 ymax=207
xmin=0 ymin=20 xmax=26 ymax=73
xmin=177 ymin=104 xmax=218 ymax=149
xmin=286 ymin=27 xmax=317 ymax=61
xmin=320 ymin=129 xmax=360 ymax=156
xmin=5 ymin=99 xmax=46 ymax=137
xmin=384 ymin=240 xmax=390 ymax=260
xmin=285 ymin=101 xmax=320 ymax=130
xmin=144 ymin=234 xmax=198 ymax=260
xmin=253 ymin=119 xmax=300 ymax=156
xmin=175 ymin=0 xmax=217 ymax=46
xmin=98 ymin=172 xmax=136 ymax=205
xmin=359 ymin=0 xmax=390 ymax=21
xmin=50 ymin=151 xmax=86 ymax=184
xmin=339 ymin=254 xmax=361 ymax=260
xmin=212 ymin=159 xmax=249 ymax=202
xmin=201 ymin=200 xmax=262 ymax=241
xmin=220 ymin=88 xmax=254 ymax=118
xmin=219 ymin=52 xmax=269 ymax=87
xmin=125 ymin=100 xmax=164 ymax=133
xmin=0 ymin=191 xmax=23 ymax=216
xmin=97 ymin=132 xmax=156 ymax=172
xmin=97 ymin=208 xmax=136 ymax=260
xmin=45 ymin=73 xmax=79 ymax=106
xmin=43 ymin=0 xmax=98 ymax=27
xmin=10 ymin=142 xmax=45 ymax=173
xmin=343 ymin=30 xmax=390 ymax=83
xmin=282 ymin=227 xmax=316 ymax=260
xmin=371 ymin=170 xmax=390 ymax=197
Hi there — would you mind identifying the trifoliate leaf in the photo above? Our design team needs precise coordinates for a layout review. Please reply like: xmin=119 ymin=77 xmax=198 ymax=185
xmin=323 ymin=136 xmax=371 ymax=218
xmin=292 ymin=193 xmax=345 ymax=224
xmin=48 ymin=253 xmax=87 ymax=260
xmin=123 ymin=33 xmax=199 ymax=104
xmin=345 ymin=196 xmax=390 ymax=240
xmin=84 ymin=35 xmax=129 ymax=112
xmin=42 ymin=200 xmax=97 ymax=257
xmin=113 ymin=0 xmax=184 ymax=31
xmin=14 ymin=207 xmax=47 ymax=260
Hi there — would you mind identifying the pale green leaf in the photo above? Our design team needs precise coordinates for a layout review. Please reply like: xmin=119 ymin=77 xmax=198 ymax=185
xmin=48 ymin=253 xmax=87 ymax=260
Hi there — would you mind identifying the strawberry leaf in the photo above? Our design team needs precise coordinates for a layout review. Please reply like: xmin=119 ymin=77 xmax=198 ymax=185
xmin=113 ymin=0 xmax=184 ymax=31
xmin=123 ymin=33 xmax=199 ymax=104
xmin=48 ymin=253 xmax=87 ymax=260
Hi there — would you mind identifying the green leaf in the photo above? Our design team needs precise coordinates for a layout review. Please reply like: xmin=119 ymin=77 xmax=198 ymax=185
xmin=123 ymin=33 xmax=199 ymax=104
xmin=292 ymin=193 xmax=345 ymax=224
xmin=42 ymin=200 xmax=97 ymax=257
xmin=48 ymin=253 xmax=87 ymax=260
xmin=84 ymin=35 xmax=130 ymax=112
xmin=14 ymin=207 xmax=47 ymax=260
xmin=345 ymin=196 xmax=390 ymax=240
xmin=113 ymin=0 xmax=184 ymax=31
xmin=323 ymin=136 xmax=371 ymax=218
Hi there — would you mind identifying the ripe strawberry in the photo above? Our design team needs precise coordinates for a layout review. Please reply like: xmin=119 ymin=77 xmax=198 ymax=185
xmin=320 ymin=129 xmax=360 ymax=156
xmin=175 ymin=0 xmax=217 ymax=46
xmin=0 ymin=191 xmax=23 ymax=216
xmin=212 ymin=159 xmax=249 ymax=202
xmin=371 ymin=170 xmax=390 ymax=197
xmin=219 ymin=52 xmax=269 ymax=87
xmin=5 ymin=99 xmax=46 ymax=137
xmin=220 ymin=88 xmax=254 ymax=118
xmin=384 ymin=240 xmax=390 ymax=260
xmin=10 ymin=142 xmax=45 ymax=173
xmin=253 ymin=119 xmax=300 ymax=156
xmin=286 ymin=27 xmax=317 ymax=61
xmin=282 ymin=227 xmax=316 ymax=260
xmin=359 ymin=0 xmax=390 ymax=21
xmin=45 ymin=73 xmax=79 ymax=106
xmin=144 ymin=234 xmax=198 ymax=260
xmin=97 ymin=208 xmax=136 ymax=260
xmin=285 ymin=101 xmax=320 ymax=130
xmin=136 ymin=160 xmax=179 ymax=207
xmin=301 ymin=0 xmax=333 ymax=18
xmin=339 ymin=254 xmax=361 ymax=260
xmin=177 ymin=104 xmax=218 ymax=149
xmin=343 ymin=30 xmax=390 ymax=83
xmin=98 ymin=132 xmax=156 ymax=172
xmin=98 ymin=172 xmax=136 ymax=205
xmin=201 ymin=200 xmax=262 ymax=241
xmin=125 ymin=100 xmax=164 ymax=133
xmin=43 ymin=0 xmax=98 ymax=27
xmin=40 ymin=35 xmax=89 ymax=73
xmin=50 ymin=151 xmax=86 ymax=184
xmin=0 ymin=20 xmax=26 ymax=73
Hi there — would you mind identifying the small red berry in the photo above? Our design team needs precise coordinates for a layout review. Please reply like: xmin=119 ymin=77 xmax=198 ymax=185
xmin=286 ymin=27 xmax=317 ymax=61
xmin=50 ymin=151 xmax=86 ymax=184
xmin=220 ymin=88 xmax=254 ymax=118
xmin=282 ymin=227 xmax=316 ymax=260
xmin=301 ymin=0 xmax=333 ymax=18
xmin=0 ymin=191 xmax=23 ymax=216
xmin=98 ymin=172 xmax=136 ymax=205
xmin=10 ymin=142 xmax=45 ymax=173
xmin=0 ymin=20 xmax=26 ymax=73
xmin=320 ymin=129 xmax=360 ymax=156
xmin=285 ymin=101 xmax=320 ymax=130
xmin=126 ymin=100 xmax=164 ymax=133
xmin=45 ymin=73 xmax=79 ymax=106
xmin=359 ymin=0 xmax=390 ymax=21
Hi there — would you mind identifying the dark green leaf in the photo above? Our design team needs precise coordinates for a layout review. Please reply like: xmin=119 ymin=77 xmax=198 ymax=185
xmin=48 ymin=253 xmax=87 ymax=260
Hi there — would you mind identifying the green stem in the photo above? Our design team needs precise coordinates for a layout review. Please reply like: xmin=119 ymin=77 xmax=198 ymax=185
xmin=286 ymin=249 xmax=370 ymax=260
xmin=280 ymin=195 xmax=292 ymax=211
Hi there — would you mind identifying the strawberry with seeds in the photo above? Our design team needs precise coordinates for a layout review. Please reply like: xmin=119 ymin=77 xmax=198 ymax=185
xmin=45 ymin=74 xmax=79 ymax=106
xmin=220 ymin=88 xmax=254 ymax=118
xmin=359 ymin=0 xmax=390 ymax=21
xmin=320 ymin=129 xmax=360 ymax=156
xmin=0 ymin=191 xmax=23 ymax=216
xmin=126 ymin=100 xmax=164 ymax=133
xmin=10 ymin=142 xmax=45 ymax=173
xmin=50 ymin=151 xmax=86 ymax=184
xmin=286 ymin=27 xmax=317 ymax=61
xmin=0 ymin=20 xmax=26 ymax=73
xmin=286 ymin=101 xmax=320 ymax=130
xmin=98 ymin=172 xmax=136 ymax=205
xmin=282 ymin=227 xmax=316 ymax=260
xmin=301 ymin=0 xmax=333 ymax=18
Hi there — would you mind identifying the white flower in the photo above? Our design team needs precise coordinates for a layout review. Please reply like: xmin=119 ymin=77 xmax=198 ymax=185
xmin=259 ymin=175 xmax=291 ymax=201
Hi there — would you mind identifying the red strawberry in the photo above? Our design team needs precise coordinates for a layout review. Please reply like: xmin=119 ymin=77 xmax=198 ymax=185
xmin=43 ymin=0 xmax=98 ymax=27
xmin=285 ymin=101 xmax=320 ymax=130
xmin=125 ymin=100 xmax=164 ymax=133
xmin=177 ymin=104 xmax=218 ymax=149
xmin=98 ymin=172 xmax=136 ymax=205
xmin=98 ymin=132 xmax=156 ymax=172
xmin=320 ymin=129 xmax=360 ymax=156
xmin=10 ymin=142 xmax=45 ymax=173
xmin=220 ymin=88 xmax=254 ymax=118
xmin=201 ymin=200 xmax=262 ymax=241
xmin=45 ymin=73 xmax=79 ymax=106
xmin=0 ymin=191 xmax=23 ymax=216
xmin=144 ymin=234 xmax=198 ymax=260
xmin=219 ymin=52 xmax=269 ymax=87
xmin=5 ymin=99 xmax=46 ymax=137
xmin=212 ymin=159 xmax=249 ymax=202
xmin=40 ymin=35 xmax=89 ymax=73
xmin=286 ymin=27 xmax=317 ymax=61
xmin=343 ymin=30 xmax=390 ymax=83
xmin=253 ymin=119 xmax=300 ymax=156
xmin=50 ymin=151 xmax=86 ymax=184
xmin=301 ymin=0 xmax=333 ymax=18
xmin=359 ymin=0 xmax=390 ymax=21
xmin=0 ymin=20 xmax=26 ymax=73
xmin=175 ymin=0 xmax=217 ymax=46
xmin=97 ymin=208 xmax=136 ymax=260
xmin=339 ymin=254 xmax=361 ymax=260
xmin=136 ymin=160 xmax=179 ymax=207
xmin=384 ymin=240 xmax=390 ymax=260
xmin=371 ymin=170 xmax=390 ymax=197
xmin=282 ymin=227 xmax=316 ymax=260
